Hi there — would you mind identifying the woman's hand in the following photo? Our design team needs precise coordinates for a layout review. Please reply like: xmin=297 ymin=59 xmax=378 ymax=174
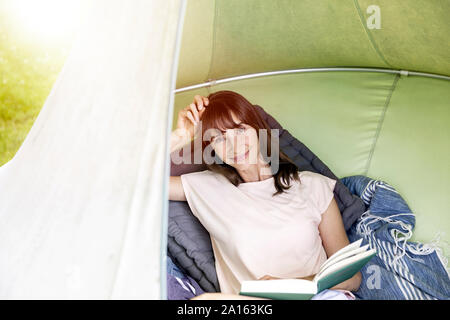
xmin=176 ymin=94 xmax=208 ymax=140
xmin=259 ymin=274 xmax=316 ymax=281
xmin=191 ymin=293 xmax=269 ymax=300
xmin=296 ymin=274 xmax=316 ymax=281
xmin=258 ymin=275 xmax=282 ymax=280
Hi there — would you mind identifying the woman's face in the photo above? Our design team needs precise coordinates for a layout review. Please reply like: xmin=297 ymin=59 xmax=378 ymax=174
xmin=209 ymin=112 xmax=260 ymax=169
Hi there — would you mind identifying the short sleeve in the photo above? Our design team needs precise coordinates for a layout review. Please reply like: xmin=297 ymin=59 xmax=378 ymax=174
xmin=180 ymin=169 xmax=231 ymax=230
xmin=303 ymin=172 xmax=337 ymax=215
xmin=180 ymin=170 xmax=212 ymax=221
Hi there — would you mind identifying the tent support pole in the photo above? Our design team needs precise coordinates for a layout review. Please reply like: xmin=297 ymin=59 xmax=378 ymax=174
xmin=174 ymin=67 xmax=450 ymax=93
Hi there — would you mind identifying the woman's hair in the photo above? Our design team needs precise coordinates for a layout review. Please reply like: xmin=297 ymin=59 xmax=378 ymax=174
xmin=200 ymin=90 xmax=300 ymax=196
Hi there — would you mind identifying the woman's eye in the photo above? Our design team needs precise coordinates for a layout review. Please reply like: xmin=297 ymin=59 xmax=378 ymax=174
xmin=213 ymin=135 xmax=224 ymax=143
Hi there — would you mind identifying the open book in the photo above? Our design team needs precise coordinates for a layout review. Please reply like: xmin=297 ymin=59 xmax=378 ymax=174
xmin=239 ymin=239 xmax=376 ymax=300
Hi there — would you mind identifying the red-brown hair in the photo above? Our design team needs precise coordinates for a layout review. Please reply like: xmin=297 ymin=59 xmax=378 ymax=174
xmin=200 ymin=90 xmax=300 ymax=196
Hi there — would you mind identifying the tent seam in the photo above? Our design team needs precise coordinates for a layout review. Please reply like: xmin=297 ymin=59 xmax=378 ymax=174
xmin=159 ymin=0 xmax=189 ymax=300
xmin=364 ymin=74 xmax=400 ymax=175
xmin=205 ymin=0 xmax=218 ymax=91
xmin=352 ymin=0 xmax=394 ymax=69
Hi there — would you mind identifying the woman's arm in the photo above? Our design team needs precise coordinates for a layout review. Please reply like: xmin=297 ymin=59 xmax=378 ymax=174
xmin=169 ymin=176 xmax=186 ymax=201
xmin=168 ymin=95 xmax=209 ymax=201
xmin=168 ymin=127 xmax=193 ymax=202
xmin=191 ymin=293 xmax=269 ymax=300
xmin=318 ymin=197 xmax=362 ymax=291
xmin=170 ymin=128 xmax=192 ymax=154
xmin=170 ymin=95 xmax=208 ymax=153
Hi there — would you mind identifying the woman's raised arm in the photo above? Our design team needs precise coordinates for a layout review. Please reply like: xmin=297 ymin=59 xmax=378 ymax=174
xmin=170 ymin=95 xmax=208 ymax=153
xmin=169 ymin=176 xmax=186 ymax=201
xmin=169 ymin=95 xmax=208 ymax=201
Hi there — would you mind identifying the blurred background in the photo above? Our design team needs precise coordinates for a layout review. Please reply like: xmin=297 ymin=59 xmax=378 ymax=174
xmin=0 ymin=0 xmax=90 ymax=166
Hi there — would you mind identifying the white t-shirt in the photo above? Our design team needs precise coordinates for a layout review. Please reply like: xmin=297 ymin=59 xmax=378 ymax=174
xmin=180 ymin=169 xmax=337 ymax=294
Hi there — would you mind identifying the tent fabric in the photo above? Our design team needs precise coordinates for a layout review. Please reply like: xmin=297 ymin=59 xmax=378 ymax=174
xmin=0 ymin=0 xmax=448 ymax=300
xmin=0 ymin=0 xmax=184 ymax=298
xmin=174 ymin=0 xmax=450 ymax=249
xmin=176 ymin=0 xmax=450 ymax=89
xmin=172 ymin=71 xmax=450 ymax=258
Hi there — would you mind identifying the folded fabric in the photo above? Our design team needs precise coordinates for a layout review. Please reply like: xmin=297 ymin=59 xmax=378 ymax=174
xmin=342 ymin=175 xmax=450 ymax=300
xmin=167 ymin=255 xmax=205 ymax=300
xmin=167 ymin=255 xmax=186 ymax=279
xmin=311 ymin=289 xmax=356 ymax=300
xmin=168 ymin=201 xmax=220 ymax=292
xmin=167 ymin=273 xmax=205 ymax=300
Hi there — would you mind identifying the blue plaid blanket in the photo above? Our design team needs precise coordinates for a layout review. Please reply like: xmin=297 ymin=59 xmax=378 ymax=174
xmin=342 ymin=175 xmax=450 ymax=300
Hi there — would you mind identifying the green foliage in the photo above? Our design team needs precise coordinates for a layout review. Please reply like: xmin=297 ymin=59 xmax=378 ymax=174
xmin=0 ymin=9 xmax=72 ymax=166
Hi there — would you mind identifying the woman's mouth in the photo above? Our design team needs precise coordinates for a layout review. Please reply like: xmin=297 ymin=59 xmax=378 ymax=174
xmin=233 ymin=149 xmax=250 ymax=162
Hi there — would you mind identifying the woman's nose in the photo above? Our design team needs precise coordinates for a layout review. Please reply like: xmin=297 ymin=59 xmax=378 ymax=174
xmin=226 ymin=134 xmax=246 ymax=152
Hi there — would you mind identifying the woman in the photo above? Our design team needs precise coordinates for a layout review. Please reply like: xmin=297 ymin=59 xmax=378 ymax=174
xmin=169 ymin=90 xmax=361 ymax=300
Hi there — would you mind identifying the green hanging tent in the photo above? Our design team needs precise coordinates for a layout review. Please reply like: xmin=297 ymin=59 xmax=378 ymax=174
xmin=0 ymin=0 xmax=448 ymax=299
xmin=174 ymin=0 xmax=450 ymax=251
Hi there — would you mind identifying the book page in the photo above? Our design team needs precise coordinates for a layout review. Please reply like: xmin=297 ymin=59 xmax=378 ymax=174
xmin=240 ymin=279 xmax=317 ymax=295
xmin=316 ymin=249 xmax=376 ymax=281
xmin=317 ymin=244 xmax=369 ymax=278
xmin=318 ymin=238 xmax=363 ymax=274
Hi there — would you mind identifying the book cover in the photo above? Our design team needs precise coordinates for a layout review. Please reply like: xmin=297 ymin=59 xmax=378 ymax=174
xmin=239 ymin=240 xmax=376 ymax=300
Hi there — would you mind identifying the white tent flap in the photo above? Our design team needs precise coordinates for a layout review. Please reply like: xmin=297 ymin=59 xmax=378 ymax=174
xmin=0 ymin=0 xmax=183 ymax=299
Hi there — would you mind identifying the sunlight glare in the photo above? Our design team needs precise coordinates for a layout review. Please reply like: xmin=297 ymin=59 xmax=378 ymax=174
xmin=9 ymin=0 xmax=84 ymax=41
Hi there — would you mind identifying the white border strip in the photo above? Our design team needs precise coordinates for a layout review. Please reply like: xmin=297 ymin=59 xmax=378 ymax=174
xmin=161 ymin=0 xmax=188 ymax=300
xmin=174 ymin=67 xmax=450 ymax=93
